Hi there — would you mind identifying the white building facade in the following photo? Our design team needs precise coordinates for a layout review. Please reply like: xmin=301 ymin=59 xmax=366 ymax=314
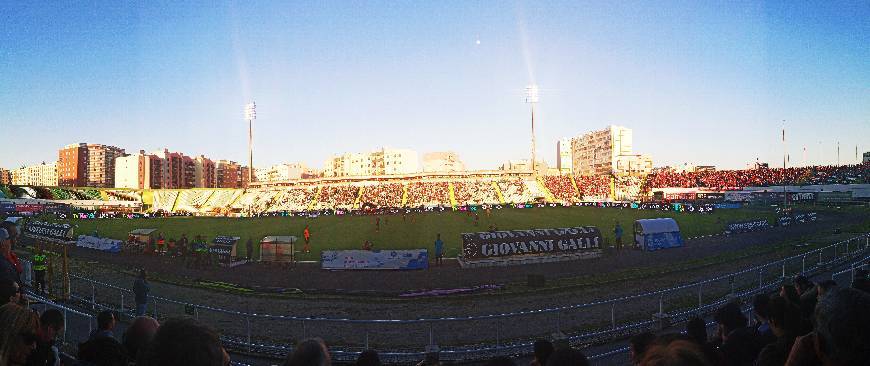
xmin=324 ymin=148 xmax=419 ymax=177
xmin=12 ymin=162 xmax=58 ymax=186
xmin=422 ymin=152 xmax=465 ymax=173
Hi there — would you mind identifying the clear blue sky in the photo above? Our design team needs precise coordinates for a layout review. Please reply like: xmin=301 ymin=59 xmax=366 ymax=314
xmin=1 ymin=1 xmax=868 ymax=171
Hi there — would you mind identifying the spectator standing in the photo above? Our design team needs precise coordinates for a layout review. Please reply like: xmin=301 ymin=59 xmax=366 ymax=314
xmin=88 ymin=310 xmax=117 ymax=340
xmin=362 ymin=240 xmax=373 ymax=251
xmin=179 ymin=234 xmax=189 ymax=258
xmin=167 ymin=237 xmax=176 ymax=256
xmin=0 ymin=228 xmax=22 ymax=287
xmin=751 ymin=294 xmax=776 ymax=347
xmin=25 ymin=308 xmax=64 ymax=366
xmin=807 ymin=288 xmax=870 ymax=366
xmin=122 ymin=316 xmax=160 ymax=361
xmin=137 ymin=317 xmax=229 ymax=366
xmin=0 ymin=303 xmax=39 ymax=366
xmin=303 ymin=226 xmax=311 ymax=253
xmin=793 ymin=275 xmax=817 ymax=327
xmin=31 ymin=247 xmax=47 ymax=294
xmin=77 ymin=336 xmax=128 ymax=366
xmin=628 ymin=332 xmax=655 ymax=365
xmin=530 ymin=339 xmax=554 ymax=366
xmin=0 ymin=279 xmax=22 ymax=305
xmin=283 ymin=338 xmax=330 ymax=366
xmin=434 ymin=234 xmax=444 ymax=266
xmin=355 ymin=350 xmax=380 ymax=366
xmin=133 ymin=270 xmax=150 ymax=317
xmin=712 ymin=301 xmax=760 ymax=366
xmin=756 ymin=296 xmax=800 ymax=366
xmin=246 ymin=238 xmax=254 ymax=261
xmin=614 ymin=222 xmax=624 ymax=251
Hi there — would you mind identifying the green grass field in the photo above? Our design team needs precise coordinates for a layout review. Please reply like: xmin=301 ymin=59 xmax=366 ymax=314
xmin=62 ymin=206 xmax=779 ymax=260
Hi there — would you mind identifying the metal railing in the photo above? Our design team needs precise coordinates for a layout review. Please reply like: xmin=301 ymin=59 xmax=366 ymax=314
xmin=25 ymin=233 xmax=870 ymax=363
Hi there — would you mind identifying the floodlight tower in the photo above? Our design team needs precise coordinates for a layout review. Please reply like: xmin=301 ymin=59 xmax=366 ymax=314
xmin=245 ymin=102 xmax=257 ymax=185
xmin=525 ymin=84 xmax=540 ymax=174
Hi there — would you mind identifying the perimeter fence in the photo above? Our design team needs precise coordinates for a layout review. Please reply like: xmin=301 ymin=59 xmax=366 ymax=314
xmin=23 ymin=233 xmax=870 ymax=363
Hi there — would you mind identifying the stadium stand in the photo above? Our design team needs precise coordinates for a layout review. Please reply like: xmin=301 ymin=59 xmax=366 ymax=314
xmin=174 ymin=190 xmax=214 ymax=213
xmin=150 ymin=190 xmax=179 ymax=212
xmin=643 ymin=163 xmax=870 ymax=190
xmin=314 ymin=185 xmax=359 ymax=210
xmin=405 ymin=181 xmax=450 ymax=207
xmin=452 ymin=180 xmax=500 ymax=206
xmin=1 ymin=163 xmax=868 ymax=216
xmin=267 ymin=186 xmax=318 ymax=212
xmin=496 ymin=178 xmax=534 ymax=204
xmin=358 ymin=182 xmax=404 ymax=208
xmin=543 ymin=175 xmax=580 ymax=204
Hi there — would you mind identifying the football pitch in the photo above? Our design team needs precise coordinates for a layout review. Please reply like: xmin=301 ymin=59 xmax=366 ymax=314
xmin=65 ymin=206 xmax=778 ymax=261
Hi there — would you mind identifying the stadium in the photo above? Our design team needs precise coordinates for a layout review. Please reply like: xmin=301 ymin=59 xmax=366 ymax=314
xmin=2 ymin=163 xmax=869 ymax=364
xmin=3 ymin=2 xmax=870 ymax=366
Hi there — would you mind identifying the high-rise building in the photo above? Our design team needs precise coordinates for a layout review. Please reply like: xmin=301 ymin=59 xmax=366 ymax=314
xmin=570 ymin=125 xmax=653 ymax=176
xmin=150 ymin=149 xmax=197 ymax=189
xmin=114 ymin=151 xmax=164 ymax=189
xmin=58 ymin=143 xmax=88 ymax=186
xmin=86 ymin=144 xmax=126 ymax=187
xmin=324 ymin=148 xmax=419 ymax=177
xmin=216 ymin=160 xmax=242 ymax=188
xmin=556 ymin=138 xmax=572 ymax=174
xmin=422 ymin=152 xmax=465 ymax=173
xmin=0 ymin=168 xmax=11 ymax=185
xmin=58 ymin=143 xmax=126 ymax=187
xmin=240 ymin=166 xmax=253 ymax=188
xmin=193 ymin=155 xmax=215 ymax=188
xmin=11 ymin=162 xmax=58 ymax=186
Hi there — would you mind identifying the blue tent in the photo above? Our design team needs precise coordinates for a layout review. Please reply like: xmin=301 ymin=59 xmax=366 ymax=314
xmin=634 ymin=218 xmax=683 ymax=251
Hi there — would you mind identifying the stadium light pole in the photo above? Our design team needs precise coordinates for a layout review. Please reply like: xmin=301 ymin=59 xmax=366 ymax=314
xmin=245 ymin=102 xmax=257 ymax=187
xmin=782 ymin=120 xmax=787 ymax=208
xmin=525 ymin=84 xmax=540 ymax=174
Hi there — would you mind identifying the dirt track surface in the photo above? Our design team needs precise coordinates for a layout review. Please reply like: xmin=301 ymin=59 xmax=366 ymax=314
xmin=20 ymin=210 xmax=869 ymax=352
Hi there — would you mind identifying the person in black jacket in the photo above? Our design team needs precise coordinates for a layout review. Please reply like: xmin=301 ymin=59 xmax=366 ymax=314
xmin=712 ymin=302 xmax=760 ymax=366
xmin=133 ymin=269 xmax=150 ymax=317
xmin=756 ymin=295 xmax=800 ymax=366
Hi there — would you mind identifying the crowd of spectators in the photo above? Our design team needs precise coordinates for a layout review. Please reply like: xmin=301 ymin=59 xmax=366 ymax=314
xmin=542 ymin=176 xmax=580 ymax=203
xmin=314 ymin=185 xmax=359 ymax=210
xmin=358 ymin=183 xmax=404 ymax=208
xmin=405 ymin=181 xmax=450 ymax=207
xmin=644 ymin=163 xmax=870 ymax=191
xmin=496 ymin=178 xmax=534 ymax=204
xmin=627 ymin=274 xmax=870 ymax=366
xmin=452 ymin=181 xmax=500 ymax=206
xmin=268 ymin=187 xmax=318 ymax=212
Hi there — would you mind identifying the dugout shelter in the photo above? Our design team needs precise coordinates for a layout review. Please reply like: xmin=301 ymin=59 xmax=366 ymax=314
xmin=633 ymin=218 xmax=683 ymax=251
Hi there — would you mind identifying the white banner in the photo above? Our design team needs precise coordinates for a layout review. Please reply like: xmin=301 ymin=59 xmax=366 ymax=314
xmin=321 ymin=249 xmax=428 ymax=270
xmin=76 ymin=235 xmax=122 ymax=253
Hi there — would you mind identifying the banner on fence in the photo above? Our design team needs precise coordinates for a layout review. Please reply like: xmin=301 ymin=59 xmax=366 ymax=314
xmin=787 ymin=192 xmax=817 ymax=203
xmin=779 ymin=212 xmax=817 ymax=227
xmin=209 ymin=236 xmax=240 ymax=266
xmin=76 ymin=235 xmax=121 ymax=253
xmin=23 ymin=221 xmax=74 ymax=243
xmin=461 ymin=226 xmax=602 ymax=261
xmin=0 ymin=202 xmax=15 ymax=212
xmin=321 ymin=249 xmax=429 ymax=270
xmin=695 ymin=192 xmax=726 ymax=201
xmin=725 ymin=219 xmax=771 ymax=234
xmin=816 ymin=192 xmax=852 ymax=203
